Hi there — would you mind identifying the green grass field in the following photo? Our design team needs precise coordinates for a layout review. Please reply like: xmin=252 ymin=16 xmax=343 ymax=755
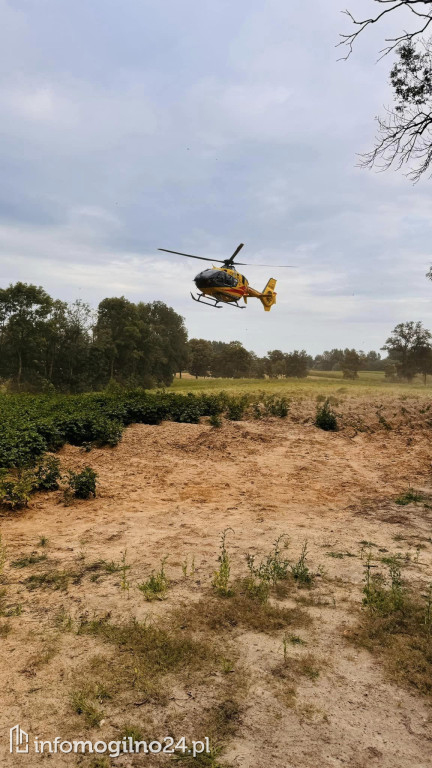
xmin=173 ymin=370 xmax=432 ymax=397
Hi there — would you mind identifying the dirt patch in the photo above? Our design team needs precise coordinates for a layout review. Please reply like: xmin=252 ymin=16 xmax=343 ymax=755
xmin=1 ymin=415 xmax=432 ymax=767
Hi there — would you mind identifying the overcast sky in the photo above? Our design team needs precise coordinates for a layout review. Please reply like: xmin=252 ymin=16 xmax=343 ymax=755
xmin=0 ymin=0 xmax=431 ymax=355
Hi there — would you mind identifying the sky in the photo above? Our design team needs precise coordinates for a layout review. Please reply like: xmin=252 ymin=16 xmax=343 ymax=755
xmin=0 ymin=0 xmax=431 ymax=356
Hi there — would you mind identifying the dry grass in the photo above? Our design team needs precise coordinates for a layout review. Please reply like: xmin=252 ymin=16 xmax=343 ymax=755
xmin=174 ymin=587 xmax=311 ymax=635
xmin=347 ymin=562 xmax=432 ymax=697
xmin=77 ymin=614 xmax=218 ymax=704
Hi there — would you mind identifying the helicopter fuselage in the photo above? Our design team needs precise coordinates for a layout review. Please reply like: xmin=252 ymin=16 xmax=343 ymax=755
xmin=194 ymin=267 xmax=249 ymax=304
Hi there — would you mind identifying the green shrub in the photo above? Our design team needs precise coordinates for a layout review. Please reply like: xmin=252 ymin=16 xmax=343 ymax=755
xmin=209 ymin=412 xmax=222 ymax=428
xmin=66 ymin=467 xmax=98 ymax=499
xmin=226 ymin=396 xmax=248 ymax=421
xmin=0 ymin=425 xmax=47 ymax=469
xmin=315 ymin=399 xmax=338 ymax=431
xmin=262 ymin=394 xmax=289 ymax=418
xmin=0 ymin=470 xmax=36 ymax=509
xmin=59 ymin=416 xmax=123 ymax=447
xmin=35 ymin=456 xmax=61 ymax=491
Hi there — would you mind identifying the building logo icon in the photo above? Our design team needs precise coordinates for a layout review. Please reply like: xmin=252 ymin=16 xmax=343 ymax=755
xmin=10 ymin=725 xmax=29 ymax=753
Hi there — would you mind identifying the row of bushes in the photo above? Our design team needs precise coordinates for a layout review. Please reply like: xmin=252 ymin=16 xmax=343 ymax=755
xmin=0 ymin=389 xmax=339 ymax=476
xmin=0 ymin=390 xmax=292 ymax=471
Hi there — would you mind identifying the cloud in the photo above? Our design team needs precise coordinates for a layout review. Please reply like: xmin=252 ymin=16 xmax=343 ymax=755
xmin=0 ymin=0 xmax=431 ymax=356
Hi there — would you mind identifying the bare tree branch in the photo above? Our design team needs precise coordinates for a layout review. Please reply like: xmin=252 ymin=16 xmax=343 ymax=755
xmin=338 ymin=1 xmax=432 ymax=60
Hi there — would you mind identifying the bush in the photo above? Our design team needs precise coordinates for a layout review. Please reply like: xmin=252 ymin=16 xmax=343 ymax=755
xmin=262 ymin=394 xmax=289 ymax=418
xmin=35 ymin=456 xmax=61 ymax=491
xmin=59 ymin=416 xmax=123 ymax=447
xmin=315 ymin=399 xmax=338 ymax=431
xmin=226 ymin=396 xmax=249 ymax=421
xmin=209 ymin=412 xmax=222 ymax=428
xmin=0 ymin=425 xmax=47 ymax=469
xmin=0 ymin=470 xmax=36 ymax=509
xmin=66 ymin=467 xmax=98 ymax=499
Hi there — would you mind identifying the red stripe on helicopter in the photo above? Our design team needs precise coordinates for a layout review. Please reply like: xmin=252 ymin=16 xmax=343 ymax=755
xmin=224 ymin=287 xmax=246 ymax=295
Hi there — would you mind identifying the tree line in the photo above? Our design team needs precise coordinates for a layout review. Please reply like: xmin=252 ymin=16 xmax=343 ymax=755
xmin=1 ymin=283 xmax=432 ymax=391
xmin=0 ymin=282 xmax=188 ymax=391
xmin=187 ymin=342 xmax=387 ymax=380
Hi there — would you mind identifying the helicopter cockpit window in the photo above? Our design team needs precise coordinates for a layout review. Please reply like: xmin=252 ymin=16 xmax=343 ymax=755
xmin=196 ymin=270 xmax=238 ymax=287
xmin=218 ymin=272 xmax=238 ymax=287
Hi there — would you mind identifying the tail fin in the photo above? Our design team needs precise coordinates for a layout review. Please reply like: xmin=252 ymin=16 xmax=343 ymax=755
xmin=260 ymin=278 xmax=277 ymax=312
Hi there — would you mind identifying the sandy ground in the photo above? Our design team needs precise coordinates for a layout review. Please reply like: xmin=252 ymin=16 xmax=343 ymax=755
xmin=1 ymin=413 xmax=432 ymax=768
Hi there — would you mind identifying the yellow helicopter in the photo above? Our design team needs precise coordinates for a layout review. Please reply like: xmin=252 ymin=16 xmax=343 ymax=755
xmin=158 ymin=243 xmax=294 ymax=310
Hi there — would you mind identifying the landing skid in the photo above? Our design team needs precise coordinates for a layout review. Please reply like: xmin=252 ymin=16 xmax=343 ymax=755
xmin=190 ymin=292 xmax=245 ymax=309
xmin=190 ymin=292 xmax=222 ymax=308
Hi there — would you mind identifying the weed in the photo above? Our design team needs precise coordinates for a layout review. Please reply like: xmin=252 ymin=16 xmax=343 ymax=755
xmin=38 ymin=536 xmax=49 ymax=547
xmin=138 ymin=556 xmax=169 ymax=600
xmin=71 ymin=689 xmax=104 ymax=727
xmin=291 ymin=542 xmax=314 ymax=586
xmin=349 ymin=561 xmax=432 ymax=696
xmin=315 ymin=399 xmax=338 ymax=431
xmin=181 ymin=555 xmax=195 ymax=579
xmin=288 ymin=634 xmax=306 ymax=646
xmin=212 ymin=528 xmax=234 ymax=597
xmin=326 ymin=551 xmax=355 ymax=559
xmin=221 ymin=658 xmax=235 ymax=674
xmin=119 ymin=550 xmax=130 ymax=594
xmin=55 ymin=607 xmax=73 ymax=631
xmin=11 ymin=552 xmax=47 ymax=568
xmin=247 ymin=534 xmax=290 ymax=586
xmin=118 ymin=725 xmax=144 ymax=746
xmin=246 ymin=537 xmax=315 ymax=592
xmin=3 ymin=603 xmax=22 ymax=617
xmin=395 ymin=487 xmax=424 ymax=506
xmin=25 ymin=570 xmax=70 ymax=591
xmin=242 ymin=575 xmax=270 ymax=603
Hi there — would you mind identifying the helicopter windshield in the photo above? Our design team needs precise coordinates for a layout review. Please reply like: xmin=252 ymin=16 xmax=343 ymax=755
xmin=195 ymin=270 xmax=238 ymax=287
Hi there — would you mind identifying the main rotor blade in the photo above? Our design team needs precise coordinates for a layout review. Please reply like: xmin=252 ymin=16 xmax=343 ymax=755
xmin=232 ymin=262 xmax=297 ymax=268
xmin=229 ymin=243 xmax=244 ymax=261
xmin=158 ymin=248 xmax=296 ymax=268
xmin=158 ymin=248 xmax=224 ymax=264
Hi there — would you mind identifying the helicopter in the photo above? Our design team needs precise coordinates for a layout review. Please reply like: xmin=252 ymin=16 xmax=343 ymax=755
xmin=158 ymin=243 xmax=294 ymax=310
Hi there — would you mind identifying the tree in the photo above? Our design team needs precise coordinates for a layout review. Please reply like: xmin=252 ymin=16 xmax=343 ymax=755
xmin=0 ymin=283 xmax=53 ymax=389
xmin=143 ymin=301 xmax=188 ymax=385
xmin=265 ymin=350 xmax=286 ymax=378
xmin=284 ymin=350 xmax=309 ymax=378
xmin=187 ymin=339 xmax=213 ymax=378
xmin=340 ymin=1 xmax=432 ymax=181
xmin=382 ymin=320 xmax=432 ymax=380
xmin=313 ymin=349 xmax=344 ymax=371
xmin=341 ymin=348 xmax=363 ymax=379
xmin=93 ymin=297 xmax=140 ymax=383
xmin=212 ymin=341 xmax=253 ymax=378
